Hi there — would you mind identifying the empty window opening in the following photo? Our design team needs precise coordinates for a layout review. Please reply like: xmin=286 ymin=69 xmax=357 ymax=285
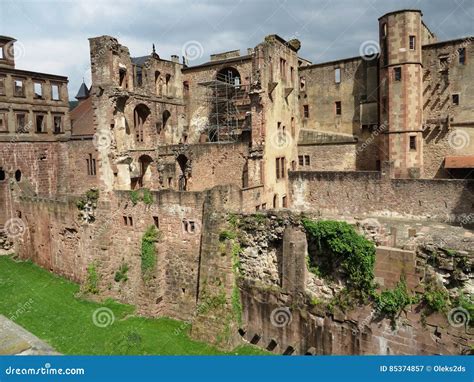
xmin=183 ymin=81 xmax=189 ymax=96
xmin=238 ymin=329 xmax=246 ymax=337
xmin=242 ymin=161 xmax=249 ymax=188
xmin=279 ymin=58 xmax=287 ymax=80
xmin=458 ymin=48 xmax=466 ymax=65
xmin=162 ymin=110 xmax=171 ymax=130
xmin=16 ymin=114 xmax=27 ymax=133
xmin=393 ymin=67 xmax=402 ymax=81
xmin=134 ymin=104 xmax=150 ymax=143
xmin=273 ymin=194 xmax=279 ymax=209
xmin=168 ymin=177 xmax=173 ymax=187
xmin=303 ymin=104 xmax=309 ymax=118
xmin=298 ymin=155 xmax=304 ymax=166
xmin=123 ymin=216 xmax=128 ymax=226
xmin=0 ymin=167 xmax=5 ymax=181
xmin=15 ymin=169 xmax=21 ymax=182
xmin=282 ymin=195 xmax=287 ymax=208
xmin=299 ymin=76 xmax=305 ymax=90
xmin=153 ymin=216 xmax=159 ymax=228
xmin=283 ymin=346 xmax=295 ymax=356
xmin=266 ymin=340 xmax=278 ymax=351
xmin=335 ymin=101 xmax=342 ymax=116
xmin=14 ymin=79 xmax=24 ymax=97
xmin=188 ymin=221 xmax=196 ymax=233
xmin=452 ymin=94 xmax=460 ymax=105
xmin=409 ymin=35 xmax=416 ymax=50
xmin=275 ymin=157 xmax=285 ymax=179
xmin=250 ymin=334 xmax=261 ymax=345
xmin=53 ymin=115 xmax=62 ymax=134
xmin=35 ymin=115 xmax=45 ymax=133
xmin=409 ymin=136 xmax=417 ymax=151
xmin=34 ymin=82 xmax=43 ymax=98
xmin=305 ymin=155 xmax=310 ymax=166
xmin=0 ymin=77 xmax=5 ymax=95
xmin=382 ymin=23 xmax=387 ymax=38
xmin=182 ymin=219 xmax=188 ymax=232
xmin=335 ymin=67 xmax=341 ymax=83
xmin=86 ymin=153 xmax=96 ymax=176
xmin=51 ymin=84 xmax=60 ymax=100
xmin=135 ymin=67 xmax=143 ymax=87
xmin=128 ymin=216 xmax=133 ymax=226
xmin=119 ymin=68 xmax=127 ymax=88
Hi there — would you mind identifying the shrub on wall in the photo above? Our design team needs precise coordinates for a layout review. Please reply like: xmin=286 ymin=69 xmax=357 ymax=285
xmin=141 ymin=226 xmax=159 ymax=280
xmin=375 ymin=278 xmax=412 ymax=321
xmin=114 ymin=263 xmax=130 ymax=283
xmin=83 ymin=262 xmax=100 ymax=294
xmin=302 ymin=219 xmax=376 ymax=296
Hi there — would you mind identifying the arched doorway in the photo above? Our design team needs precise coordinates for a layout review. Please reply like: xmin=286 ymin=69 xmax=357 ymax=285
xmin=217 ymin=67 xmax=241 ymax=86
xmin=133 ymin=104 xmax=150 ymax=143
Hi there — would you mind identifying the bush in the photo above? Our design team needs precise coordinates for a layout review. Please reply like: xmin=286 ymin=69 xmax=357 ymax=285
xmin=219 ymin=230 xmax=237 ymax=242
xmin=130 ymin=190 xmax=140 ymax=206
xmin=302 ymin=219 xmax=376 ymax=294
xmin=114 ymin=263 xmax=130 ymax=283
xmin=84 ymin=262 xmax=100 ymax=294
xmin=375 ymin=278 xmax=412 ymax=320
xmin=142 ymin=188 xmax=153 ymax=205
xmin=141 ymin=226 xmax=159 ymax=280
xmin=422 ymin=283 xmax=449 ymax=313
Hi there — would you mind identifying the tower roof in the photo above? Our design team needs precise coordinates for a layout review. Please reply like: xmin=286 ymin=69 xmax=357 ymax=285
xmin=75 ymin=82 xmax=89 ymax=100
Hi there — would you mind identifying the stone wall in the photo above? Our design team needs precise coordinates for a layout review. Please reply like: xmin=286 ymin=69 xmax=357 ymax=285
xmin=290 ymin=171 xmax=474 ymax=222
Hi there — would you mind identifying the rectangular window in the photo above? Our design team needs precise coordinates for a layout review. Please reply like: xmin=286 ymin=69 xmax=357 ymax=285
xmin=458 ymin=48 xmax=466 ymax=65
xmin=303 ymin=104 xmax=309 ymax=118
xmin=153 ymin=216 xmax=159 ymax=228
xmin=0 ymin=77 xmax=5 ymax=95
xmin=51 ymin=84 xmax=60 ymax=100
xmin=14 ymin=79 xmax=24 ymax=97
xmin=16 ymin=113 xmax=27 ymax=133
xmin=276 ymin=157 xmax=280 ymax=179
xmin=53 ymin=115 xmax=62 ymax=134
xmin=409 ymin=136 xmax=417 ymax=151
xmin=86 ymin=153 xmax=96 ymax=176
xmin=335 ymin=101 xmax=342 ymax=116
xmin=34 ymin=82 xmax=43 ymax=99
xmin=0 ymin=112 xmax=7 ymax=132
xmin=290 ymin=66 xmax=294 ymax=84
xmin=393 ymin=67 xmax=402 ymax=81
xmin=409 ymin=35 xmax=416 ymax=50
xmin=279 ymin=58 xmax=287 ymax=80
xmin=282 ymin=195 xmax=288 ymax=208
xmin=276 ymin=157 xmax=285 ymax=179
xmin=304 ymin=155 xmax=310 ymax=166
xmin=452 ymin=94 xmax=460 ymax=105
xmin=35 ymin=114 xmax=45 ymax=133
xmin=335 ymin=68 xmax=341 ymax=83
xmin=298 ymin=155 xmax=304 ymax=166
xmin=123 ymin=216 xmax=128 ymax=226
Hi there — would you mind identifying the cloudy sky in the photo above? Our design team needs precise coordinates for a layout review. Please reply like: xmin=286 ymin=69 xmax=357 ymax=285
xmin=0 ymin=0 xmax=472 ymax=97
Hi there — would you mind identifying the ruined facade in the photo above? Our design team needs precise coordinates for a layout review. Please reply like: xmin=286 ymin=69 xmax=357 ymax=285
xmin=0 ymin=9 xmax=472 ymax=355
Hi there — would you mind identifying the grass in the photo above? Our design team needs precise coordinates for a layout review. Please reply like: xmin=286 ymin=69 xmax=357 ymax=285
xmin=0 ymin=256 xmax=266 ymax=355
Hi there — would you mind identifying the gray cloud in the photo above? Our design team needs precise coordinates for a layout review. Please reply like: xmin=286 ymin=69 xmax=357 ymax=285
xmin=0 ymin=0 xmax=472 ymax=97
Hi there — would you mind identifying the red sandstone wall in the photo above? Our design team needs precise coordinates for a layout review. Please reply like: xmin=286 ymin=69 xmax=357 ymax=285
xmin=290 ymin=171 xmax=474 ymax=221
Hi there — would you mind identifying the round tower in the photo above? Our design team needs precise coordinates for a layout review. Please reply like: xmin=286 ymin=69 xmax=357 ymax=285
xmin=0 ymin=36 xmax=17 ymax=69
xmin=378 ymin=10 xmax=424 ymax=178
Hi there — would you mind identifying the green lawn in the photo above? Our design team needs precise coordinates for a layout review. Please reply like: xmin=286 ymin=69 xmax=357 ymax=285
xmin=0 ymin=256 xmax=266 ymax=355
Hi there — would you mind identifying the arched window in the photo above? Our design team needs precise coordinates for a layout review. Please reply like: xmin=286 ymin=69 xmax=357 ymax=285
xmin=177 ymin=154 xmax=188 ymax=191
xmin=15 ymin=169 xmax=21 ymax=182
xmin=138 ymin=155 xmax=153 ymax=188
xmin=133 ymin=104 xmax=150 ymax=143
xmin=216 ymin=67 xmax=241 ymax=87
xmin=162 ymin=110 xmax=171 ymax=130
xmin=273 ymin=194 xmax=279 ymax=209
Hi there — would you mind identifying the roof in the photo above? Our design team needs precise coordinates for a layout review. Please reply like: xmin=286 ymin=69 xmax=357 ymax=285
xmin=75 ymin=82 xmax=89 ymax=100
xmin=183 ymin=55 xmax=252 ymax=71
xmin=444 ymin=156 xmax=474 ymax=169
xmin=70 ymin=97 xmax=94 ymax=136
xmin=378 ymin=9 xmax=422 ymax=20
xmin=131 ymin=56 xmax=150 ymax=66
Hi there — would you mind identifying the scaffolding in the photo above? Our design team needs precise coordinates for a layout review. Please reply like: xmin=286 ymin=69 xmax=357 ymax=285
xmin=198 ymin=71 xmax=251 ymax=142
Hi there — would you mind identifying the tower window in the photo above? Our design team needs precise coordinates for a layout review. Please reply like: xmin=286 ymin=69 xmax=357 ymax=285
xmin=409 ymin=136 xmax=417 ymax=151
xmin=409 ymin=36 xmax=416 ymax=50
xmin=335 ymin=101 xmax=342 ymax=116
xmin=458 ymin=48 xmax=466 ymax=65
xmin=452 ymin=94 xmax=460 ymax=105
xmin=393 ymin=67 xmax=402 ymax=81
xmin=335 ymin=68 xmax=341 ymax=83
xmin=303 ymin=104 xmax=309 ymax=118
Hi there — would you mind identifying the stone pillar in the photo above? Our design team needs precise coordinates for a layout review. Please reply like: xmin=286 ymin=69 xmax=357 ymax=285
xmin=281 ymin=227 xmax=306 ymax=294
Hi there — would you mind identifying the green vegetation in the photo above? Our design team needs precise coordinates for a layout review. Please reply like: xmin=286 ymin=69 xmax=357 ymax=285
xmin=141 ymin=226 xmax=160 ymax=280
xmin=219 ymin=230 xmax=237 ymax=242
xmin=375 ymin=278 xmax=412 ymax=321
xmin=114 ymin=263 xmax=130 ymax=283
xmin=83 ymin=262 xmax=100 ymax=295
xmin=302 ymin=219 xmax=376 ymax=296
xmin=422 ymin=282 xmax=449 ymax=313
xmin=76 ymin=189 xmax=100 ymax=211
xmin=130 ymin=188 xmax=154 ymax=206
xmin=0 ymin=256 xmax=266 ymax=355
xmin=454 ymin=293 xmax=474 ymax=327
